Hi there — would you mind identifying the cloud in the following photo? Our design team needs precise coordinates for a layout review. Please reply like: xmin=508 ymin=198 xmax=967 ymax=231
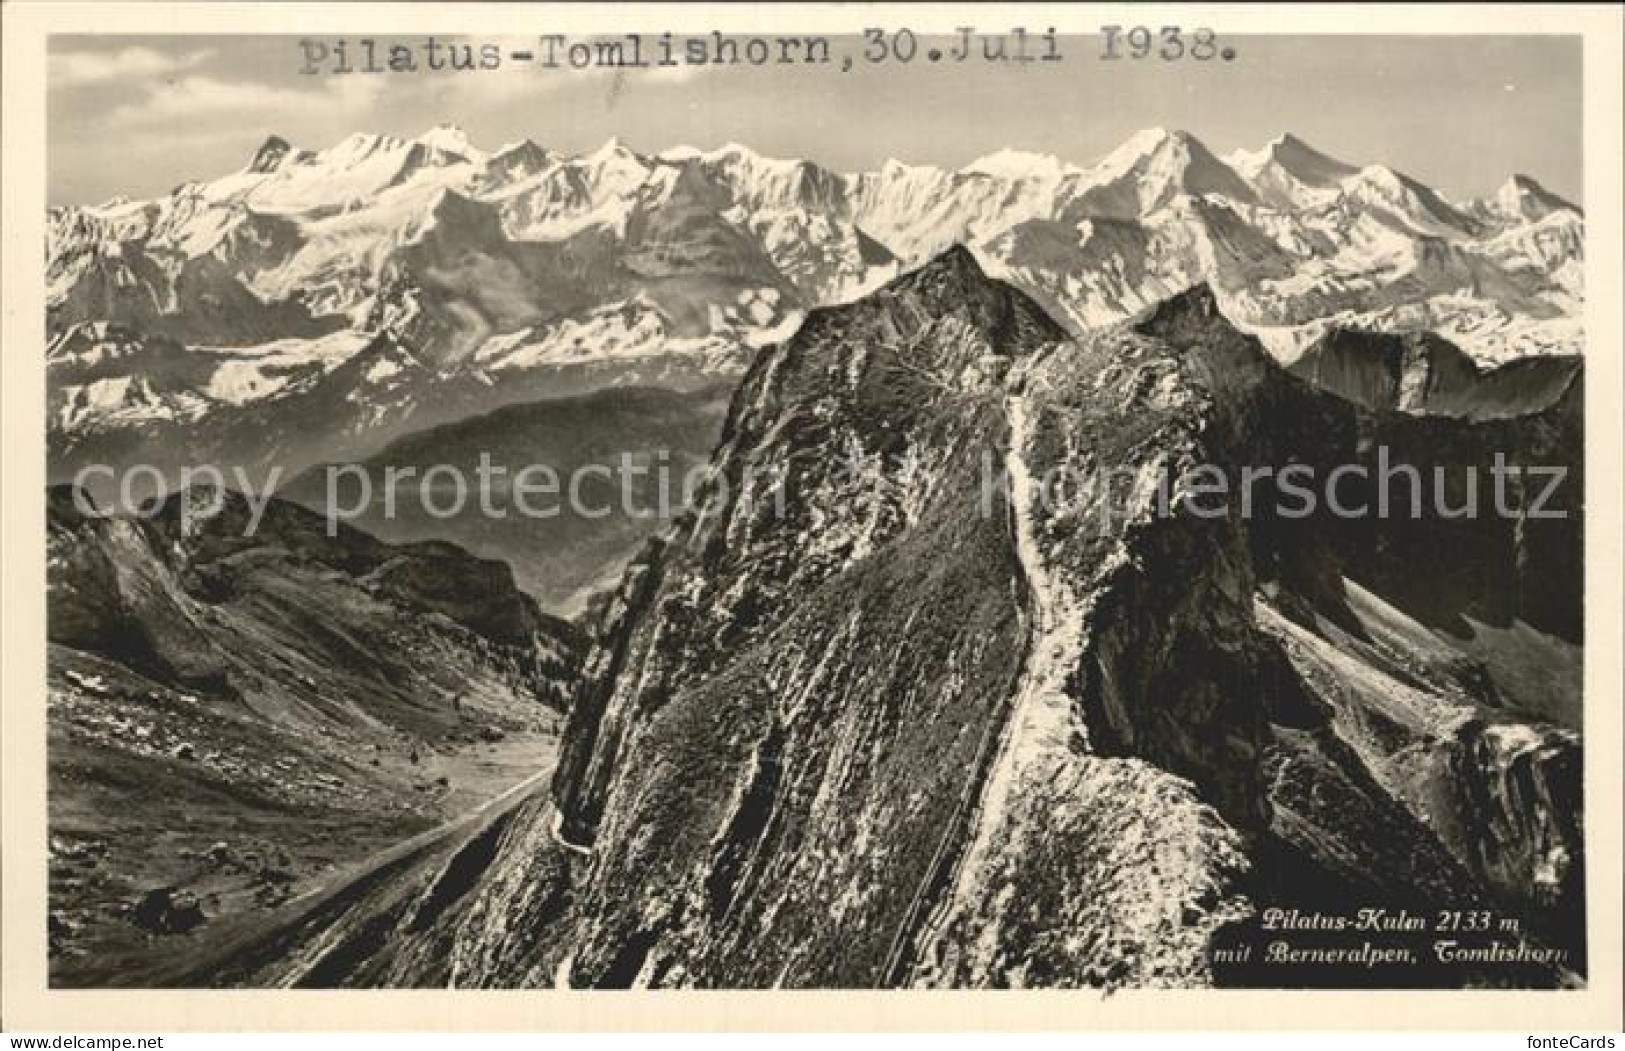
xmin=103 ymin=73 xmax=388 ymax=130
xmin=51 ymin=46 xmax=213 ymax=88
xmin=50 ymin=41 xmax=726 ymax=204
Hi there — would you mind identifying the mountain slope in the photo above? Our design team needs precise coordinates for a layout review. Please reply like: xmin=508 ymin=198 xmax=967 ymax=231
xmin=47 ymin=487 xmax=582 ymax=985
xmin=283 ymin=384 xmax=734 ymax=615
xmin=1289 ymin=327 xmax=1582 ymax=421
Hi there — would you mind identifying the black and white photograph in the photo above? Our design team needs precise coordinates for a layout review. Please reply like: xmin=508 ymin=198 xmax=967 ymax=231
xmin=3 ymin=0 xmax=1622 ymax=1036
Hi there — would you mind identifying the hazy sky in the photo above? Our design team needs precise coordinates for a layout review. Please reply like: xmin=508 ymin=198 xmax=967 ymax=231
xmin=49 ymin=34 xmax=1582 ymax=207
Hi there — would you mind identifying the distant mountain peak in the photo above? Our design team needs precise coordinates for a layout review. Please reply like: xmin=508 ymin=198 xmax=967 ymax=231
xmin=1495 ymin=173 xmax=1579 ymax=221
xmin=876 ymin=156 xmax=955 ymax=183
xmin=494 ymin=137 xmax=544 ymax=157
xmin=575 ymin=136 xmax=648 ymax=181
xmin=1343 ymin=163 xmax=1482 ymax=236
xmin=1265 ymin=133 xmax=1356 ymax=177
xmin=334 ymin=131 xmax=404 ymax=154
xmin=1228 ymin=132 xmax=1357 ymax=191
xmin=1094 ymin=127 xmax=1186 ymax=170
xmin=1127 ymin=125 xmax=1177 ymax=147
xmin=399 ymin=186 xmax=501 ymax=244
xmin=589 ymin=135 xmax=635 ymax=159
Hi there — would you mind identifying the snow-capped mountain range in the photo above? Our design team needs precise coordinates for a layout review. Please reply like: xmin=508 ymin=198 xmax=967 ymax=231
xmin=47 ymin=124 xmax=1582 ymax=484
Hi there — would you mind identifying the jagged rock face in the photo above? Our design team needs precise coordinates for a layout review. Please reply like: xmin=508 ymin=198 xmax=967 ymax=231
xmin=1259 ymin=342 xmax=1584 ymax=956
xmin=49 ymin=327 xmax=738 ymax=505
xmin=1229 ymin=133 xmax=1361 ymax=212
xmin=219 ymin=257 xmax=1581 ymax=990
xmin=371 ymin=192 xmax=636 ymax=365
xmin=49 ymin=204 xmax=336 ymax=347
xmin=1290 ymin=328 xmax=1581 ymax=421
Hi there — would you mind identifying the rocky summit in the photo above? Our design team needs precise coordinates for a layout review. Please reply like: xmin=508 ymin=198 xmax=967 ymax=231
xmin=154 ymin=250 xmax=1582 ymax=990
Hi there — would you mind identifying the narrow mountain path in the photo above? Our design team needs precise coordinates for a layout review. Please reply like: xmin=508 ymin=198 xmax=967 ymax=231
xmin=882 ymin=382 xmax=1090 ymax=986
